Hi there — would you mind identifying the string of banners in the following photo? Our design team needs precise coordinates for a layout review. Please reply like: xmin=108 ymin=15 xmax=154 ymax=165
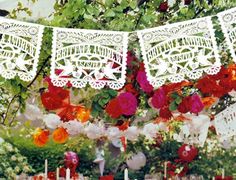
xmin=1 ymin=7 xmax=236 ymax=89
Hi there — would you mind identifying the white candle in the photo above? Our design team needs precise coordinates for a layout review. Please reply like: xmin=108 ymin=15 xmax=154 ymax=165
xmin=222 ymin=168 xmax=225 ymax=179
xmin=164 ymin=161 xmax=167 ymax=179
xmin=56 ymin=168 xmax=59 ymax=180
xmin=212 ymin=177 xmax=215 ymax=180
xmin=45 ymin=159 xmax=48 ymax=180
xmin=66 ymin=168 xmax=70 ymax=180
xmin=124 ymin=168 xmax=128 ymax=180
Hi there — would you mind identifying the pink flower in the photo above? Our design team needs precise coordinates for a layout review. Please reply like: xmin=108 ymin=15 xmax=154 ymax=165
xmin=190 ymin=94 xmax=204 ymax=114
xmin=117 ymin=92 xmax=137 ymax=116
xmin=136 ymin=71 xmax=153 ymax=93
xmin=151 ymin=88 xmax=167 ymax=109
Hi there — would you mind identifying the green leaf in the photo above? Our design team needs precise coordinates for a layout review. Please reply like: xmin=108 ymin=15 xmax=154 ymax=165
xmin=130 ymin=1 xmax=137 ymax=9
xmin=105 ymin=0 xmax=114 ymax=7
xmin=169 ymin=101 xmax=178 ymax=111
xmin=104 ymin=9 xmax=116 ymax=17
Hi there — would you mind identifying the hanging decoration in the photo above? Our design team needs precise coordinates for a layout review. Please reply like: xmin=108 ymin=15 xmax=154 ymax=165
xmin=214 ymin=103 xmax=236 ymax=139
xmin=137 ymin=17 xmax=221 ymax=88
xmin=0 ymin=17 xmax=44 ymax=81
xmin=218 ymin=7 xmax=236 ymax=62
xmin=173 ymin=114 xmax=211 ymax=146
xmin=50 ymin=28 xmax=129 ymax=89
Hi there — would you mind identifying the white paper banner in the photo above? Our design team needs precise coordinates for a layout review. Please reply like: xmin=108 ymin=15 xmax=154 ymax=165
xmin=218 ymin=7 xmax=236 ymax=62
xmin=214 ymin=103 xmax=236 ymax=138
xmin=137 ymin=17 xmax=221 ymax=88
xmin=50 ymin=28 xmax=128 ymax=89
xmin=0 ymin=17 xmax=44 ymax=81
xmin=173 ymin=114 xmax=210 ymax=146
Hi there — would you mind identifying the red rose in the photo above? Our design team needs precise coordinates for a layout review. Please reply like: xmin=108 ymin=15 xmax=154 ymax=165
xmin=105 ymin=98 xmax=122 ymax=118
xmin=159 ymin=106 xmax=172 ymax=120
xmin=177 ymin=96 xmax=191 ymax=113
xmin=151 ymin=88 xmax=168 ymax=109
xmin=159 ymin=1 xmax=168 ymax=12
xmin=178 ymin=144 xmax=198 ymax=162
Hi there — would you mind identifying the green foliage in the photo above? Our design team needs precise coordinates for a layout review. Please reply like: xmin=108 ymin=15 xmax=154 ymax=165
xmin=91 ymin=89 xmax=118 ymax=118
xmin=0 ymin=140 xmax=34 ymax=178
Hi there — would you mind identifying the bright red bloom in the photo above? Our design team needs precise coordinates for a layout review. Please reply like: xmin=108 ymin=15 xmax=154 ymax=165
xmin=41 ymin=88 xmax=70 ymax=110
xmin=159 ymin=106 xmax=172 ymax=120
xmin=178 ymin=96 xmax=191 ymax=113
xmin=151 ymin=88 xmax=168 ymax=109
xmin=178 ymin=144 xmax=198 ymax=162
xmin=56 ymin=105 xmax=82 ymax=122
xmin=105 ymin=98 xmax=122 ymax=118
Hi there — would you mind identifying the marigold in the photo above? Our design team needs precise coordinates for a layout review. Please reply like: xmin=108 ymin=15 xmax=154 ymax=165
xmin=52 ymin=127 xmax=69 ymax=144
xmin=33 ymin=128 xmax=49 ymax=147
xmin=76 ymin=107 xmax=90 ymax=123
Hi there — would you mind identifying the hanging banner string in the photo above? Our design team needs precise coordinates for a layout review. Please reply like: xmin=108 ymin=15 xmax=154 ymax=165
xmin=0 ymin=7 xmax=236 ymax=89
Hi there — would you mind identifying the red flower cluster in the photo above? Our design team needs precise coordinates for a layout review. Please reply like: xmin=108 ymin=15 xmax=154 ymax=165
xmin=197 ymin=65 xmax=236 ymax=97
xmin=106 ymin=92 xmax=137 ymax=118
xmin=151 ymin=81 xmax=193 ymax=120
xmin=41 ymin=78 xmax=90 ymax=122
xmin=178 ymin=94 xmax=204 ymax=114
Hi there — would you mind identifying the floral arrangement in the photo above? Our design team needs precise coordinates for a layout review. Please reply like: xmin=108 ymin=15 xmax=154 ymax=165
xmin=0 ymin=138 xmax=34 ymax=178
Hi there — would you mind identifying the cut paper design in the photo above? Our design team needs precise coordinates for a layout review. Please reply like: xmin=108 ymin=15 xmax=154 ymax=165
xmin=173 ymin=114 xmax=210 ymax=146
xmin=218 ymin=7 xmax=236 ymax=62
xmin=0 ymin=17 xmax=44 ymax=81
xmin=51 ymin=28 xmax=128 ymax=89
xmin=214 ymin=103 xmax=236 ymax=139
xmin=137 ymin=17 xmax=221 ymax=88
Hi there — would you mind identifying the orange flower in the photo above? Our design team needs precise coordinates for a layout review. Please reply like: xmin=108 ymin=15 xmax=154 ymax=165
xmin=76 ymin=107 xmax=90 ymax=123
xmin=52 ymin=127 xmax=68 ymax=144
xmin=202 ymin=97 xmax=217 ymax=109
xmin=33 ymin=128 xmax=49 ymax=147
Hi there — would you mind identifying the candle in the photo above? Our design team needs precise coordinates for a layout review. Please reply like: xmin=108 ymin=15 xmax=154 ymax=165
xmin=45 ymin=159 xmax=48 ymax=180
xmin=164 ymin=161 xmax=167 ymax=179
xmin=56 ymin=168 xmax=59 ymax=180
xmin=66 ymin=168 xmax=70 ymax=180
xmin=212 ymin=177 xmax=215 ymax=180
xmin=124 ymin=168 xmax=128 ymax=180
xmin=222 ymin=169 xmax=225 ymax=179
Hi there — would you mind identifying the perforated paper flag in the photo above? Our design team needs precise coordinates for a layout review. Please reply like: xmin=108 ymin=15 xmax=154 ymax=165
xmin=218 ymin=7 xmax=236 ymax=62
xmin=0 ymin=17 xmax=44 ymax=81
xmin=138 ymin=17 xmax=221 ymax=88
xmin=214 ymin=103 xmax=236 ymax=138
xmin=50 ymin=28 xmax=128 ymax=89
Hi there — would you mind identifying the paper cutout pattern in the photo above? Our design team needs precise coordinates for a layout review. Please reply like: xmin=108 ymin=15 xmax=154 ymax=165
xmin=0 ymin=17 xmax=44 ymax=81
xmin=214 ymin=103 xmax=236 ymax=139
xmin=218 ymin=7 xmax=236 ymax=62
xmin=138 ymin=17 xmax=221 ymax=88
xmin=51 ymin=28 xmax=128 ymax=89
xmin=173 ymin=114 xmax=210 ymax=146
